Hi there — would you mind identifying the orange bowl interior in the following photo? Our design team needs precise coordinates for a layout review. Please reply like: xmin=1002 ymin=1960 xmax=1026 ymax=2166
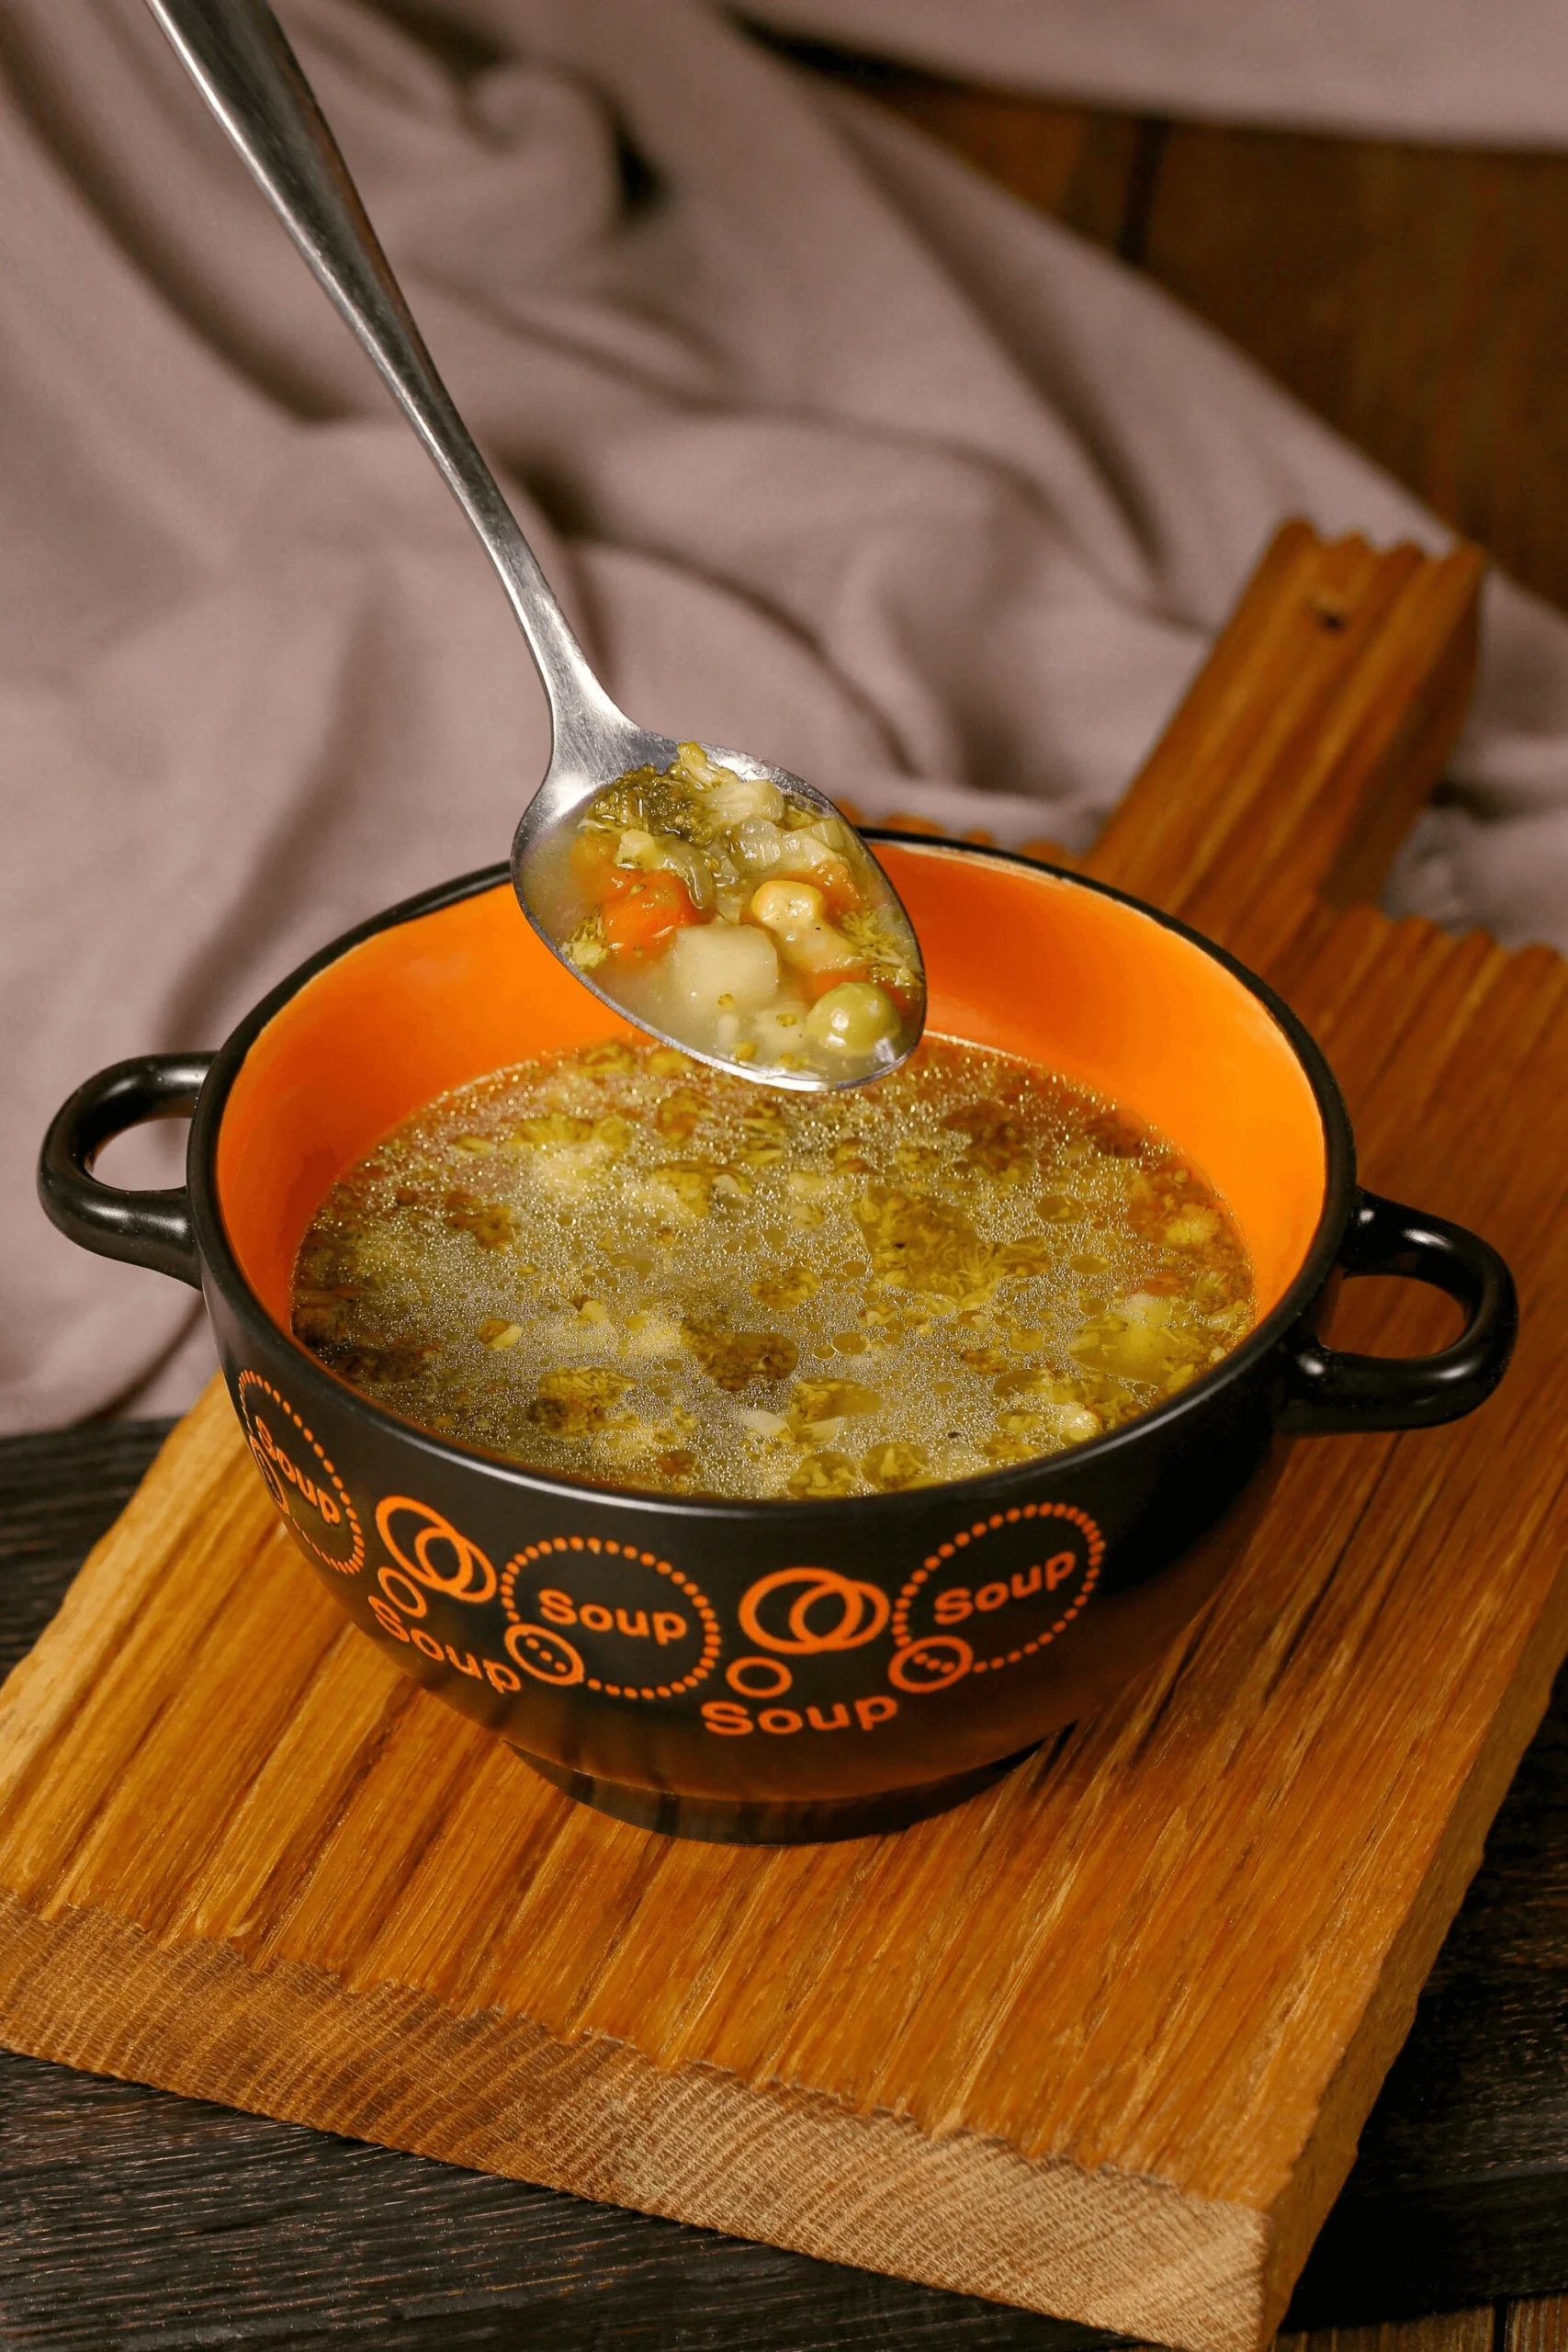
xmin=218 ymin=845 xmax=1327 ymax=1333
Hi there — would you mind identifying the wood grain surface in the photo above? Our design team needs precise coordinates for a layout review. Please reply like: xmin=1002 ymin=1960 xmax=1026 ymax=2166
xmin=0 ymin=1419 xmax=1110 ymax=2352
xmin=4 ymin=1425 xmax=1566 ymax=2347
xmin=1511 ymin=2303 xmax=1568 ymax=2352
xmin=0 ymin=525 xmax=1560 ymax=2352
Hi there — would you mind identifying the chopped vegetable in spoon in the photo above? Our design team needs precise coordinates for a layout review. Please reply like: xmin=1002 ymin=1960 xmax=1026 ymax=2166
xmin=548 ymin=742 xmax=921 ymax=1085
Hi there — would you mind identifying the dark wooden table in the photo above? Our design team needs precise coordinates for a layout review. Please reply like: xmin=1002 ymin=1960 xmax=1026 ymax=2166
xmin=1 ymin=1419 xmax=1565 ymax=2349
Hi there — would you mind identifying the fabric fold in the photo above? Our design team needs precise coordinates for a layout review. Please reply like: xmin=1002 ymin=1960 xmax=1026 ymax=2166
xmin=744 ymin=1 xmax=1568 ymax=151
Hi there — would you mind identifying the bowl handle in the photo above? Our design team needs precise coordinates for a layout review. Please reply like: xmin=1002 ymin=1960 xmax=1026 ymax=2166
xmin=1280 ymin=1188 xmax=1517 ymax=1434
xmin=38 ymin=1054 xmax=214 ymax=1289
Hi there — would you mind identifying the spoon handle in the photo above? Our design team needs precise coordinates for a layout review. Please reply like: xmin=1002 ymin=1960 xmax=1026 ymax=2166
xmin=145 ymin=0 xmax=629 ymax=758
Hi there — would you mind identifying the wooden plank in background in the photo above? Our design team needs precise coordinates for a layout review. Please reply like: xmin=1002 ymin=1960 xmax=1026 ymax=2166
xmin=1286 ymin=2322 xmax=1495 ymax=2352
xmin=1142 ymin=131 xmax=1568 ymax=615
xmin=777 ymin=38 xmax=1568 ymax=615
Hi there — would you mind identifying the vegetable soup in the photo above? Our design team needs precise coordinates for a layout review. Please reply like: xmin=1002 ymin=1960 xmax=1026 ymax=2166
xmin=525 ymin=742 xmax=921 ymax=1083
xmin=289 ymin=1036 xmax=1255 ymax=1500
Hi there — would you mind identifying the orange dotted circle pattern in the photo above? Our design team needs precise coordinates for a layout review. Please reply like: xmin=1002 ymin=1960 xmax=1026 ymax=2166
xmin=236 ymin=1370 xmax=364 ymax=1576
xmin=501 ymin=1538 xmax=721 ymax=1701
xmin=890 ymin=1502 xmax=1103 ymax=1682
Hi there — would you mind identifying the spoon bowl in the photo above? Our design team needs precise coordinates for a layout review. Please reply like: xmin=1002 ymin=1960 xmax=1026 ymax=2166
xmin=513 ymin=728 xmax=924 ymax=1091
xmin=147 ymin=0 xmax=926 ymax=1091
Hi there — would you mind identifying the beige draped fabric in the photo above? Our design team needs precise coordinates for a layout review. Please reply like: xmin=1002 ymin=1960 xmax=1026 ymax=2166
xmin=4 ymin=0 xmax=1566 ymax=1430
xmin=749 ymin=1 xmax=1568 ymax=148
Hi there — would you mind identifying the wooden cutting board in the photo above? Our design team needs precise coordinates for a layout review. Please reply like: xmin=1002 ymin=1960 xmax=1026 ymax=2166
xmin=3 ymin=522 xmax=1562 ymax=2352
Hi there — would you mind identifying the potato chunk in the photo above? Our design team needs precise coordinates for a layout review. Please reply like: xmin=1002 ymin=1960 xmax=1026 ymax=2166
xmin=665 ymin=921 xmax=781 ymax=1016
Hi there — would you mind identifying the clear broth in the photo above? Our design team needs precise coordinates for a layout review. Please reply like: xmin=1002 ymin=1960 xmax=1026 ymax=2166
xmin=291 ymin=1037 xmax=1254 ymax=1499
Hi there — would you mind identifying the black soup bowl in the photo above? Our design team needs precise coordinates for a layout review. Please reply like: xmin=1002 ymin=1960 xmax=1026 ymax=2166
xmin=39 ymin=842 xmax=1517 ymax=1842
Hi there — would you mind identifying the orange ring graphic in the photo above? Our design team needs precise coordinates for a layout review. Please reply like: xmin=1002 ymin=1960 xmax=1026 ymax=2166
xmin=739 ymin=1567 xmax=891 ymax=1656
xmin=376 ymin=1496 xmax=497 ymax=1603
xmin=236 ymin=1370 xmax=364 ymax=1576
xmin=378 ymin=1566 xmax=428 ymax=1618
xmin=727 ymin=1655 xmax=794 ymax=1698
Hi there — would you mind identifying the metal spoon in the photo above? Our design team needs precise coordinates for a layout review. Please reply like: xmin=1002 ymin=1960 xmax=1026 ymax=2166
xmin=145 ymin=0 xmax=926 ymax=1091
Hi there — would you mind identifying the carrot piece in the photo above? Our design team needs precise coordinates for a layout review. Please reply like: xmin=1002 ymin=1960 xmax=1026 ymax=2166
xmin=800 ymin=960 xmax=869 ymax=1003
xmin=816 ymin=857 xmax=863 ymax=918
xmin=602 ymin=871 xmax=701 ymax=961
xmin=571 ymin=830 xmax=626 ymax=903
